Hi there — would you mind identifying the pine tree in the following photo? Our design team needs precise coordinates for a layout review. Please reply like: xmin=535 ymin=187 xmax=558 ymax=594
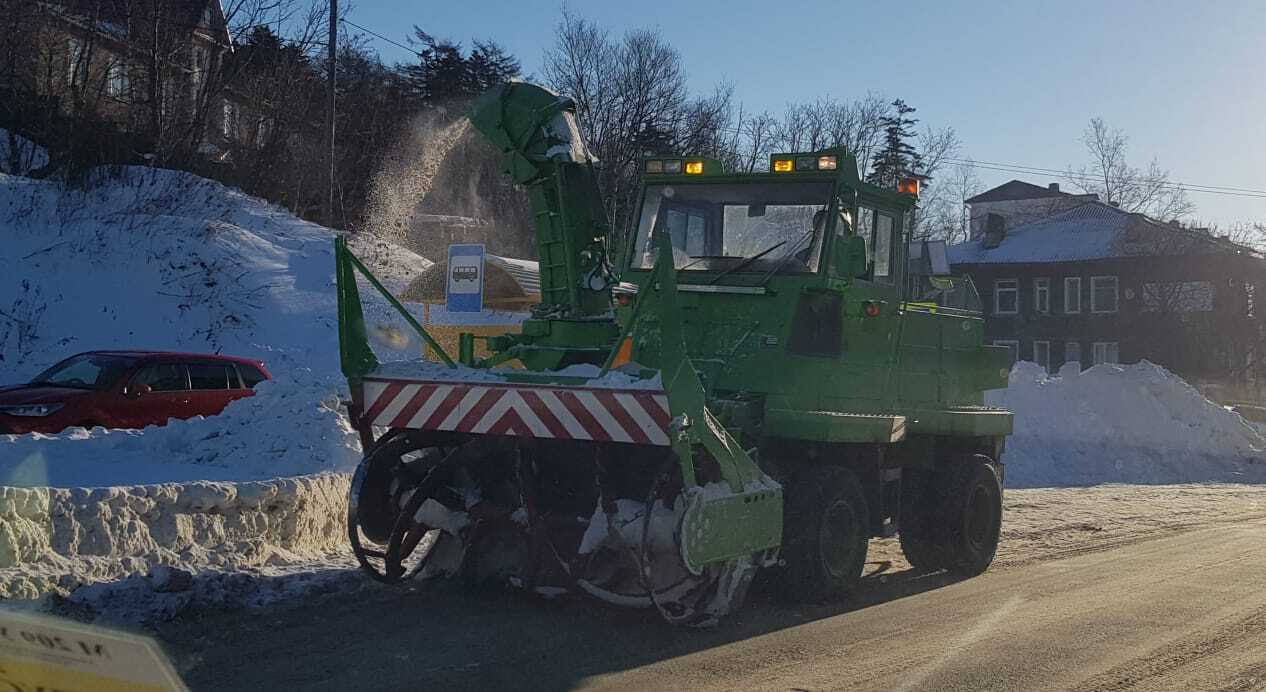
xmin=398 ymin=30 xmax=520 ymax=103
xmin=867 ymin=99 xmax=922 ymax=189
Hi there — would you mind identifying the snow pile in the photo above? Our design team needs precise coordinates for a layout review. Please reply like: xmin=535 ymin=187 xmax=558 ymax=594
xmin=0 ymin=129 xmax=48 ymax=175
xmin=991 ymin=361 xmax=1266 ymax=487
xmin=0 ymin=166 xmax=427 ymax=380
xmin=0 ymin=370 xmax=361 ymax=487
xmin=0 ymin=167 xmax=437 ymax=604
xmin=0 ymin=472 xmax=352 ymax=601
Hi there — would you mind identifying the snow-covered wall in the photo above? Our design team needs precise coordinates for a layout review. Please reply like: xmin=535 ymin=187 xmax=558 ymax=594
xmin=0 ymin=473 xmax=351 ymax=600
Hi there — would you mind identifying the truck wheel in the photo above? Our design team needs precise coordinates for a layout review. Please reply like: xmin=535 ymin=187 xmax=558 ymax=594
xmin=937 ymin=457 xmax=1003 ymax=576
xmin=777 ymin=466 xmax=870 ymax=602
xmin=898 ymin=468 xmax=945 ymax=571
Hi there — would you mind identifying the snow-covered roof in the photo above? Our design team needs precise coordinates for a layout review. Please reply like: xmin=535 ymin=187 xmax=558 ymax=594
xmin=965 ymin=180 xmax=1072 ymax=204
xmin=947 ymin=202 xmax=1247 ymax=266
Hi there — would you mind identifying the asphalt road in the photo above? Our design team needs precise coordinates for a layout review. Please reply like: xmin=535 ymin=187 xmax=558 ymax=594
xmin=159 ymin=522 xmax=1266 ymax=691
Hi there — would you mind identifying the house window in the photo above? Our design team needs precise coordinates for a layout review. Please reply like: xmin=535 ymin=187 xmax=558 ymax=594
xmin=1064 ymin=277 xmax=1081 ymax=313
xmin=1092 ymin=341 xmax=1119 ymax=365
xmin=1065 ymin=341 xmax=1081 ymax=367
xmin=1141 ymin=281 xmax=1214 ymax=312
xmin=994 ymin=340 xmax=1020 ymax=364
xmin=222 ymin=100 xmax=237 ymax=138
xmin=191 ymin=45 xmax=209 ymax=93
xmin=1033 ymin=340 xmax=1051 ymax=373
xmin=107 ymin=61 xmax=129 ymax=98
xmin=994 ymin=279 xmax=1018 ymax=314
xmin=1034 ymin=278 xmax=1050 ymax=314
xmin=1090 ymin=276 xmax=1119 ymax=313
xmin=67 ymin=37 xmax=84 ymax=84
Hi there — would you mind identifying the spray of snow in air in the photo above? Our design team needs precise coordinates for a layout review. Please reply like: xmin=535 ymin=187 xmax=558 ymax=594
xmin=361 ymin=110 xmax=474 ymax=248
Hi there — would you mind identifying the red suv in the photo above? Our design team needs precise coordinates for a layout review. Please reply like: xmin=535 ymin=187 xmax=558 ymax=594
xmin=0 ymin=351 xmax=271 ymax=435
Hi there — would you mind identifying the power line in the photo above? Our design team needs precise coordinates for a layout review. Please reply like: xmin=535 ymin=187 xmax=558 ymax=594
xmin=944 ymin=158 xmax=1266 ymax=200
xmin=340 ymin=18 xmax=421 ymax=58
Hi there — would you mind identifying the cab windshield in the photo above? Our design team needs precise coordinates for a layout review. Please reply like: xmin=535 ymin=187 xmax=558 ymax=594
xmin=31 ymin=353 xmax=137 ymax=390
xmin=631 ymin=181 xmax=833 ymax=273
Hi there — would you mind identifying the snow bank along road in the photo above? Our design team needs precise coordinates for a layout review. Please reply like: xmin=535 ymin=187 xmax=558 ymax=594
xmin=156 ymin=483 xmax=1266 ymax=691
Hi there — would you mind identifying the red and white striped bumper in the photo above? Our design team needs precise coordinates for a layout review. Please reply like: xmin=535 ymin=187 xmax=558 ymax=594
xmin=359 ymin=379 xmax=672 ymax=446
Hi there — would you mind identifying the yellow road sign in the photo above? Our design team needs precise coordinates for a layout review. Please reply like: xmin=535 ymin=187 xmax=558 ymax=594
xmin=0 ymin=610 xmax=187 ymax=691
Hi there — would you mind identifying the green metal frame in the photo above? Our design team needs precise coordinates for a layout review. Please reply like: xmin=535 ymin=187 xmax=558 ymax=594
xmin=334 ymin=235 xmax=454 ymax=381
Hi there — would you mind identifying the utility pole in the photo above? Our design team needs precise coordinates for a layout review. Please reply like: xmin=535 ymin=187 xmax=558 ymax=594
xmin=324 ymin=0 xmax=337 ymax=226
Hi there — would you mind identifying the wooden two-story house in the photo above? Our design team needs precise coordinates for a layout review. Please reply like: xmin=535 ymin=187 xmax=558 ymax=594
xmin=949 ymin=181 xmax=1266 ymax=389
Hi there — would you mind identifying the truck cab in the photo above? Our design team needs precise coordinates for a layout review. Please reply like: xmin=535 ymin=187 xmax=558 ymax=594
xmin=618 ymin=149 xmax=1008 ymax=439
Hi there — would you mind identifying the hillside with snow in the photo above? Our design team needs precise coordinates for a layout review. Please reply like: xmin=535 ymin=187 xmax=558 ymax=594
xmin=0 ymin=167 xmax=426 ymax=381
xmin=0 ymin=167 xmax=434 ymax=489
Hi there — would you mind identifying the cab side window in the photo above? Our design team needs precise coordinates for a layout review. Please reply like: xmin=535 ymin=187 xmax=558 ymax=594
xmin=188 ymin=362 xmax=233 ymax=390
xmin=856 ymin=206 xmax=875 ymax=265
xmin=133 ymin=363 xmax=188 ymax=392
xmin=873 ymin=213 xmax=895 ymax=282
xmin=237 ymin=364 xmax=267 ymax=389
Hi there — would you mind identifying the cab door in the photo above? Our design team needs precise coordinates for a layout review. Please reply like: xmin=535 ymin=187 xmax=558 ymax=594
xmin=120 ymin=362 xmax=191 ymax=428
xmin=187 ymin=361 xmax=242 ymax=417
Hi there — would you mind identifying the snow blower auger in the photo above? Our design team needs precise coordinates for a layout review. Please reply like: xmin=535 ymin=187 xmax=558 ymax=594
xmin=336 ymin=81 xmax=1014 ymax=626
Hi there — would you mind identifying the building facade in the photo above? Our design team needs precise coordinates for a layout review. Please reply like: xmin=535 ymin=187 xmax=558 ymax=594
xmin=2 ymin=0 xmax=240 ymax=164
xmin=949 ymin=184 xmax=1266 ymax=390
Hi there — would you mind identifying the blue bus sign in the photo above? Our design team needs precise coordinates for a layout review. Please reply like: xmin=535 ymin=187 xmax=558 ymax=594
xmin=446 ymin=244 xmax=485 ymax=313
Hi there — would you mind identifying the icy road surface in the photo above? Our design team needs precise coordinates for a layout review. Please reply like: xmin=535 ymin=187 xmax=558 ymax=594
xmin=152 ymin=483 xmax=1266 ymax=691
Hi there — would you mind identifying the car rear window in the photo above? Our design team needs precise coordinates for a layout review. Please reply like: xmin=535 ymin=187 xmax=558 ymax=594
xmin=133 ymin=363 xmax=188 ymax=392
xmin=237 ymin=364 xmax=267 ymax=389
xmin=189 ymin=362 xmax=234 ymax=390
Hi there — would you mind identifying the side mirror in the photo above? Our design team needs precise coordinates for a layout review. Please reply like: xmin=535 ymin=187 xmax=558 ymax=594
xmin=833 ymin=235 xmax=868 ymax=279
xmin=130 ymin=383 xmax=153 ymax=397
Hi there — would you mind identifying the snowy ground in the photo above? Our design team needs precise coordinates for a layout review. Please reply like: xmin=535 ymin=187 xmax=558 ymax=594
xmin=48 ymin=482 xmax=1266 ymax=628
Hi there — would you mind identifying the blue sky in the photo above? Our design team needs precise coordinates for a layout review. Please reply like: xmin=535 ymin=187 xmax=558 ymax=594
xmin=346 ymin=0 xmax=1266 ymax=226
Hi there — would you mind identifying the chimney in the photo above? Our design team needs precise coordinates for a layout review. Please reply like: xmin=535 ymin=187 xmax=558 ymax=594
xmin=983 ymin=213 xmax=1006 ymax=249
xmin=1048 ymin=182 xmax=1060 ymax=192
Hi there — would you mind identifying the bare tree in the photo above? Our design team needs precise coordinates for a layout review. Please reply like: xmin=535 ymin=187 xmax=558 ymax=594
xmin=1068 ymin=117 xmax=1195 ymax=221
xmin=918 ymin=161 xmax=981 ymax=244
xmin=542 ymin=10 xmax=694 ymax=239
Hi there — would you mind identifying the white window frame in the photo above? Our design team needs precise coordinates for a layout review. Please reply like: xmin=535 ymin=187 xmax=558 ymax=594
xmin=1034 ymin=278 xmax=1050 ymax=314
xmin=222 ymin=100 xmax=236 ymax=138
xmin=1092 ymin=341 xmax=1119 ymax=365
xmin=1064 ymin=276 xmax=1081 ymax=314
xmin=106 ymin=60 xmax=128 ymax=98
xmin=993 ymin=339 xmax=1020 ymax=364
xmin=1065 ymin=341 xmax=1081 ymax=366
xmin=67 ymin=37 xmax=84 ymax=84
xmin=1090 ymin=276 xmax=1119 ymax=314
xmin=1033 ymin=340 xmax=1051 ymax=373
xmin=994 ymin=279 xmax=1019 ymax=315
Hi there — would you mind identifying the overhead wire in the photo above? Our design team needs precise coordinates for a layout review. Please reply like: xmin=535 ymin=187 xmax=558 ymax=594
xmin=340 ymin=18 xmax=422 ymax=58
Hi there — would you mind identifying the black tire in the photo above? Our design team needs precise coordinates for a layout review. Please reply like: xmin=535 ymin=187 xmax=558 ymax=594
xmin=936 ymin=457 xmax=1003 ymax=576
xmin=777 ymin=466 xmax=870 ymax=602
xmin=898 ymin=467 xmax=945 ymax=571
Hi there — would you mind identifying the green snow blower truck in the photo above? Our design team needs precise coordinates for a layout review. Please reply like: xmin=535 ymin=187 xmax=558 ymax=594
xmin=335 ymin=82 xmax=1013 ymax=625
